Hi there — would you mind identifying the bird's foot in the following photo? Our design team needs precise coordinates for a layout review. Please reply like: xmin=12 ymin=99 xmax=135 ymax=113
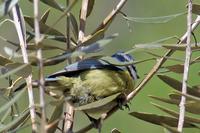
xmin=116 ymin=94 xmax=130 ymax=110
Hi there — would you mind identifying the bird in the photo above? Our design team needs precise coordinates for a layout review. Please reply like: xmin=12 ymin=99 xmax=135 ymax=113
xmin=45 ymin=51 xmax=138 ymax=130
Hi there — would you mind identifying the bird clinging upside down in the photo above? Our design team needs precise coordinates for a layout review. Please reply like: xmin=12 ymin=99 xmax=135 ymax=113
xmin=45 ymin=52 xmax=138 ymax=130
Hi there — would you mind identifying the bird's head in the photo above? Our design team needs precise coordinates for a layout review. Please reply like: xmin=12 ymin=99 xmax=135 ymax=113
xmin=112 ymin=52 xmax=138 ymax=80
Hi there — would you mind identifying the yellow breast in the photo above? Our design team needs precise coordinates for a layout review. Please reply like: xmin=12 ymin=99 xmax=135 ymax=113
xmin=72 ymin=69 xmax=135 ymax=98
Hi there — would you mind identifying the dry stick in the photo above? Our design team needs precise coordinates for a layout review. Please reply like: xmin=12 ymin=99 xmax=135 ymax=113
xmin=64 ymin=0 xmax=75 ymax=132
xmin=11 ymin=6 xmax=37 ymax=132
xmin=75 ymin=15 xmax=200 ymax=133
xmin=33 ymin=0 xmax=47 ymax=132
xmin=64 ymin=0 xmax=90 ymax=132
xmin=178 ymin=0 xmax=193 ymax=132
xmin=78 ymin=0 xmax=89 ymax=44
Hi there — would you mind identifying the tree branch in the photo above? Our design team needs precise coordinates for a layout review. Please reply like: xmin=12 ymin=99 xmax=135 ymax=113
xmin=33 ymin=0 xmax=47 ymax=132
xmin=11 ymin=5 xmax=37 ymax=133
xmin=78 ymin=0 xmax=89 ymax=44
xmin=177 ymin=0 xmax=193 ymax=132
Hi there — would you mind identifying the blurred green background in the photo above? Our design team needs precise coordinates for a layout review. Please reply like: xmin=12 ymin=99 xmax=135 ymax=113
xmin=0 ymin=0 xmax=200 ymax=133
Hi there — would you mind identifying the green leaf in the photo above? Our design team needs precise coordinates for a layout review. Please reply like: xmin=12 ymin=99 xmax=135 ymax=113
xmin=0 ymin=88 xmax=26 ymax=114
xmin=169 ymin=92 xmax=200 ymax=102
xmin=76 ymin=93 xmax=121 ymax=119
xmin=29 ymin=0 xmax=64 ymax=11
xmin=75 ymin=93 xmax=121 ymax=111
xmin=164 ymin=64 xmax=184 ymax=74
xmin=0 ymin=108 xmax=11 ymax=123
xmin=86 ymin=0 xmax=95 ymax=17
xmin=149 ymin=95 xmax=179 ymax=105
xmin=0 ymin=0 xmax=19 ymax=17
xmin=69 ymin=13 xmax=78 ymax=40
xmin=24 ymin=16 xmax=64 ymax=36
xmin=185 ymin=101 xmax=200 ymax=114
xmin=83 ymin=29 xmax=105 ymax=46
xmin=157 ymin=75 xmax=200 ymax=97
xmin=162 ymin=124 xmax=180 ymax=133
xmin=41 ymin=0 xmax=64 ymax=11
xmin=111 ymin=128 xmax=121 ymax=133
xmin=27 ymin=43 xmax=65 ymax=51
xmin=0 ymin=55 xmax=13 ymax=66
xmin=129 ymin=112 xmax=197 ymax=128
xmin=0 ymin=109 xmax=30 ymax=132
xmin=39 ymin=33 xmax=118 ymax=66
xmin=40 ymin=9 xmax=51 ymax=23
xmin=5 ymin=63 xmax=32 ymax=78
xmin=192 ymin=4 xmax=200 ymax=15
xmin=47 ymin=98 xmax=64 ymax=133
xmin=123 ymin=12 xmax=186 ymax=24
xmin=152 ymin=103 xmax=200 ymax=124
xmin=163 ymin=45 xmax=200 ymax=51
xmin=0 ymin=63 xmax=31 ymax=78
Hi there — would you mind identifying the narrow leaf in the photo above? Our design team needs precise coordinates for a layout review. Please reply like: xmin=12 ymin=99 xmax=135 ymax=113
xmin=0 ymin=109 xmax=30 ymax=132
xmin=83 ymin=29 xmax=105 ymax=46
xmin=162 ymin=124 xmax=180 ymax=133
xmin=165 ymin=64 xmax=184 ymax=74
xmin=0 ymin=63 xmax=31 ymax=78
xmin=24 ymin=16 xmax=64 ymax=36
xmin=27 ymin=43 xmax=65 ymax=51
xmin=129 ymin=112 xmax=197 ymax=128
xmin=149 ymin=95 xmax=179 ymax=105
xmin=192 ymin=4 xmax=200 ymax=15
xmin=111 ymin=128 xmax=121 ymax=133
xmin=69 ymin=13 xmax=78 ymax=40
xmin=86 ymin=0 xmax=95 ymax=17
xmin=29 ymin=0 xmax=64 ymax=11
xmin=75 ymin=93 xmax=120 ymax=111
xmin=152 ymin=103 xmax=200 ymax=124
xmin=0 ymin=88 xmax=26 ymax=114
xmin=36 ymin=34 xmax=118 ymax=66
xmin=41 ymin=9 xmax=51 ymax=23
xmin=47 ymin=99 xmax=64 ymax=133
xmin=157 ymin=75 xmax=200 ymax=97
xmin=0 ymin=55 xmax=12 ymax=66
xmin=5 ymin=63 xmax=32 ymax=78
xmin=123 ymin=12 xmax=186 ymax=24
xmin=185 ymin=101 xmax=200 ymax=114
xmin=163 ymin=45 xmax=200 ymax=51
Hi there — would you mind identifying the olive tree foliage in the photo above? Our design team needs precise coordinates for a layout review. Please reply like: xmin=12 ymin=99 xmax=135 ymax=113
xmin=0 ymin=0 xmax=199 ymax=133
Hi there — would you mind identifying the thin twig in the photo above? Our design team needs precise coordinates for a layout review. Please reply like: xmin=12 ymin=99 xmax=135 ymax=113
xmin=66 ymin=0 xmax=71 ymax=51
xmin=11 ymin=5 xmax=37 ymax=132
xmin=75 ymin=15 xmax=200 ymax=133
xmin=177 ymin=0 xmax=193 ymax=132
xmin=33 ymin=0 xmax=47 ymax=132
xmin=64 ymin=0 xmax=75 ymax=132
xmin=78 ymin=0 xmax=89 ymax=44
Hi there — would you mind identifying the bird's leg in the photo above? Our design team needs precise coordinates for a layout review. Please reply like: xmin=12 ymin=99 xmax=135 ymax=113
xmin=116 ymin=93 xmax=130 ymax=110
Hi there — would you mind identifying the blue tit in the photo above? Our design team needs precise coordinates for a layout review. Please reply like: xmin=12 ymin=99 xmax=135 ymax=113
xmin=46 ymin=52 xmax=138 ymax=124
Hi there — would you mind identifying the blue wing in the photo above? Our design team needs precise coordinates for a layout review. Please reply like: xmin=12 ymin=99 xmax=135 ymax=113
xmin=48 ymin=58 xmax=123 ymax=78
xmin=48 ymin=52 xmax=136 ymax=78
